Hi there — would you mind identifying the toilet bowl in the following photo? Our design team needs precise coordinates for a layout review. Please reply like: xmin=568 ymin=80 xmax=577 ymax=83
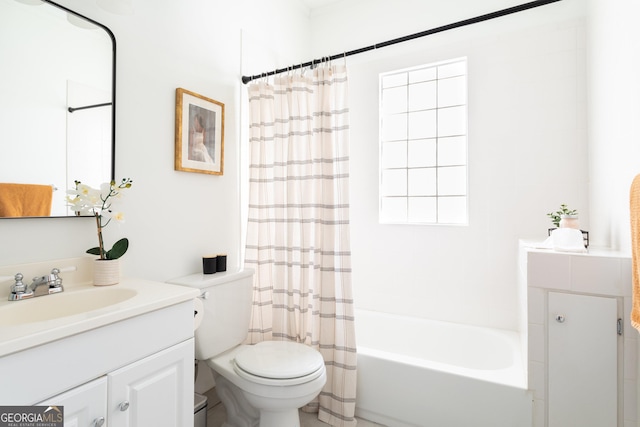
xmin=168 ymin=269 xmax=326 ymax=427
xmin=209 ymin=342 xmax=326 ymax=427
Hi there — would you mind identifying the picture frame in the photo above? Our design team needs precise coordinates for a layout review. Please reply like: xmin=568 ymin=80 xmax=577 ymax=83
xmin=175 ymin=88 xmax=224 ymax=175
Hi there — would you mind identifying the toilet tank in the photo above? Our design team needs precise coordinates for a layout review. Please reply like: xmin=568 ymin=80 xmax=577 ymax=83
xmin=168 ymin=268 xmax=254 ymax=360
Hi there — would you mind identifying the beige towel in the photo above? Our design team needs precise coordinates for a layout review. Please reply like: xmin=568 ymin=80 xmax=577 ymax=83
xmin=0 ymin=183 xmax=53 ymax=217
xmin=631 ymin=174 xmax=640 ymax=330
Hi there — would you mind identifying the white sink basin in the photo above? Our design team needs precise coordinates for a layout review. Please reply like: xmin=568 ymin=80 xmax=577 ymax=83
xmin=0 ymin=258 xmax=201 ymax=358
xmin=0 ymin=287 xmax=137 ymax=326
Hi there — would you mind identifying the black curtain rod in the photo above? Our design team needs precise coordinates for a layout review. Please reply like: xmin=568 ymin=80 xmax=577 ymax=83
xmin=241 ymin=0 xmax=562 ymax=84
xmin=68 ymin=102 xmax=112 ymax=113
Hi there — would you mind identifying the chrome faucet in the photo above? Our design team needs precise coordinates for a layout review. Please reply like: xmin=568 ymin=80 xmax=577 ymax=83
xmin=9 ymin=268 xmax=64 ymax=301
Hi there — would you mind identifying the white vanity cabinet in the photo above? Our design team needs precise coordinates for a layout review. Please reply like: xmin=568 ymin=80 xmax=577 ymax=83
xmin=108 ymin=339 xmax=193 ymax=426
xmin=0 ymin=273 xmax=200 ymax=427
xmin=547 ymin=291 xmax=618 ymax=427
xmin=37 ymin=340 xmax=193 ymax=427
xmin=519 ymin=243 xmax=634 ymax=427
xmin=38 ymin=377 xmax=108 ymax=427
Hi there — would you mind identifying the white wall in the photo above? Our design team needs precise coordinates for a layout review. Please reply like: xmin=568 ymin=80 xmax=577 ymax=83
xmin=585 ymin=5 xmax=640 ymax=419
xmin=311 ymin=0 xmax=588 ymax=331
xmin=0 ymin=0 xmax=311 ymax=282
xmin=587 ymin=0 xmax=640 ymax=253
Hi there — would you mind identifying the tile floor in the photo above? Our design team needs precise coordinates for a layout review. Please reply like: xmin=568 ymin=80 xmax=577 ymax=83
xmin=203 ymin=388 xmax=385 ymax=427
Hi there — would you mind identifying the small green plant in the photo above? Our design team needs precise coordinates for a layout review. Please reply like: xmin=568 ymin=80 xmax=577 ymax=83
xmin=547 ymin=203 xmax=578 ymax=228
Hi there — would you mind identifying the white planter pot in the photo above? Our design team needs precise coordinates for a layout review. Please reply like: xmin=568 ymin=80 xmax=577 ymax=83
xmin=559 ymin=214 xmax=580 ymax=230
xmin=93 ymin=259 xmax=120 ymax=286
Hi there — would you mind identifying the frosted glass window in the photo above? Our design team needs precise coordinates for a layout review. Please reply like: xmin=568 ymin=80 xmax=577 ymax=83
xmin=438 ymin=136 xmax=466 ymax=166
xmin=379 ymin=57 xmax=468 ymax=225
xmin=438 ymin=106 xmax=466 ymax=137
xmin=382 ymin=141 xmax=407 ymax=168
xmin=408 ymin=168 xmax=437 ymax=196
xmin=382 ymin=114 xmax=407 ymax=141
xmin=382 ymin=73 xmax=407 ymax=88
xmin=381 ymin=169 xmax=407 ymax=196
xmin=437 ymin=166 xmax=466 ymax=195
xmin=438 ymin=76 xmax=466 ymax=107
xmin=408 ymin=110 xmax=436 ymax=139
xmin=408 ymin=139 xmax=436 ymax=168
xmin=383 ymin=86 xmax=407 ymax=114
xmin=408 ymin=197 xmax=437 ymax=223
xmin=438 ymin=61 xmax=466 ymax=79
xmin=408 ymin=81 xmax=436 ymax=111
xmin=438 ymin=197 xmax=467 ymax=224
xmin=381 ymin=197 xmax=407 ymax=222
xmin=409 ymin=67 xmax=437 ymax=84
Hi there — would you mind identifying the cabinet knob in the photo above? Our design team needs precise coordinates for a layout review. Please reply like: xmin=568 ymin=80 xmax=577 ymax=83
xmin=93 ymin=417 xmax=105 ymax=427
xmin=119 ymin=401 xmax=130 ymax=411
xmin=555 ymin=314 xmax=566 ymax=323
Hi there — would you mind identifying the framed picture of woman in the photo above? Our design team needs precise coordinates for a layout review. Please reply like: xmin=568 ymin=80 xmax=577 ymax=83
xmin=175 ymin=88 xmax=224 ymax=175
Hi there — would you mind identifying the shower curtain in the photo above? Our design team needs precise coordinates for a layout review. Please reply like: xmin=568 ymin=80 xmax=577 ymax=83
xmin=244 ymin=64 xmax=357 ymax=427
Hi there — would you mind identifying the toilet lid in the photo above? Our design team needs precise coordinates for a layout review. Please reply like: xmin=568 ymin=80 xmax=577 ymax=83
xmin=234 ymin=341 xmax=324 ymax=380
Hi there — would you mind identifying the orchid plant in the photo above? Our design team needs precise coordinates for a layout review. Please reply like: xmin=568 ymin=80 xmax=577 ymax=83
xmin=67 ymin=178 xmax=133 ymax=260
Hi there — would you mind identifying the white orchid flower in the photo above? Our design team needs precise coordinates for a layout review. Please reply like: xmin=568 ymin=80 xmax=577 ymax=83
xmin=107 ymin=211 xmax=126 ymax=223
xmin=67 ymin=178 xmax=133 ymax=260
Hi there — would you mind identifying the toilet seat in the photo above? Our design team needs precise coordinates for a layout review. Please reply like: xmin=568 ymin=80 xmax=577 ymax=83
xmin=233 ymin=341 xmax=325 ymax=386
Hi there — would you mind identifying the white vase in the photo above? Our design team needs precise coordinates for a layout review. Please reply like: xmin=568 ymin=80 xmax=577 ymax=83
xmin=93 ymin=259 xmax=120 ymax=286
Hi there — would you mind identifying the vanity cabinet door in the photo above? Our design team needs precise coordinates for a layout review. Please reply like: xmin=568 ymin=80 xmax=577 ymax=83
xmin=548 ymin=292 xmax=618 ymax=427
xmin=107 ymin=339 xmax=194 ymax=427
xmin=38 ymin=376 xmax=107 ymax=427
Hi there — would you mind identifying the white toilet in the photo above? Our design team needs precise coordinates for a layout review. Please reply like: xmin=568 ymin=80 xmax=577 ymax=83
xmin=169 ymin=269 xmax=327 ymax=427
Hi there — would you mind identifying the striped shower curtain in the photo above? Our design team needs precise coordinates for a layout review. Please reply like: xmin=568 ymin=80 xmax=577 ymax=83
xmin=244 ymin=64 xmax=357 ymax=427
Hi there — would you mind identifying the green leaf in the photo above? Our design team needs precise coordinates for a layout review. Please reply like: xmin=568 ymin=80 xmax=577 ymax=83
xmin=86 ymin=247 xmax=102 ymax=256
xmin=106 ymin=238 xmax=129 ymax=260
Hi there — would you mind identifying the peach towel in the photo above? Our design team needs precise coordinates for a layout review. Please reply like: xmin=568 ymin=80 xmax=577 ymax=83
xmin=0 ymin=183 xmax=53 ymax=217
xmin=631 ymin=174 xmax=640 ymax=331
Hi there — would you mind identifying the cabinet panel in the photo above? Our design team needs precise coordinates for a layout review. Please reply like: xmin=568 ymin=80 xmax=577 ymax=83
xmin=108 ymin=339 xmax=194 ymax=427
xmin=38 ymin=377 xmax=107 ymax=427
xmin=2 ymin=300 xmax=194 ymax=405
xmin=548 ymin=292 xmax=617 ymax=427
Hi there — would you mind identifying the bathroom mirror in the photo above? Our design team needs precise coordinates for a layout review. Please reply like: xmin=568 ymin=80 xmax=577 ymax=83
xmin=0 ymin=0 xmax=115 ymax=218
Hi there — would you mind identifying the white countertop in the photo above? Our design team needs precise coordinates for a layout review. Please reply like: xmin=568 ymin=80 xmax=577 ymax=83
xmin=519 ymin=239 xmax=631 ymax=258
xmin=0 ymin=277 xmax=199 ymax=357
xmin=518 ymin=239 xmax=632 ymax=297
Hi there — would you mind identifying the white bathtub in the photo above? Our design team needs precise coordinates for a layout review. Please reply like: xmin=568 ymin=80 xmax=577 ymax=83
xmin=354 ymin=310 xmax=532 ymax=427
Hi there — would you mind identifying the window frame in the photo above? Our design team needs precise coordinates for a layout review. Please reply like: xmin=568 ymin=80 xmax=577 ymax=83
xmin=378 ymin=57 xmax=469 ymax=226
